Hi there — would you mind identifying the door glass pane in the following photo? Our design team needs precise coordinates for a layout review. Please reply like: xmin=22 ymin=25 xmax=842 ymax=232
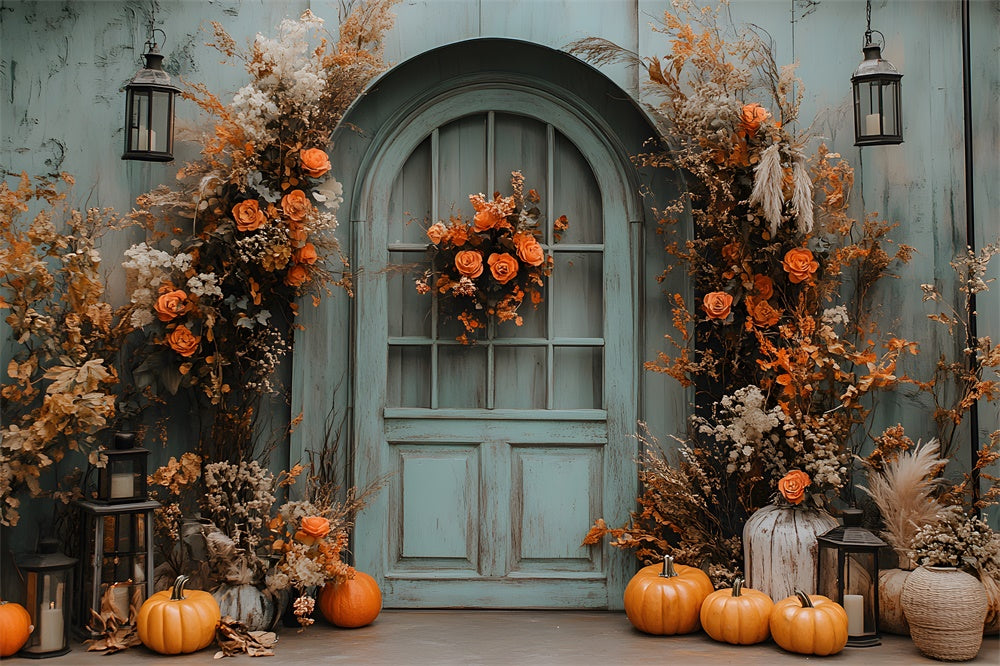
xmin=553 ymin=346 xmax=602 ymax=409
xmin=437 ymin=115 xmax=488 ymax=219
xmin=388 ymin=345 xmax=431 ymax=407
xmin=388 ymin=136 xmax=432 ymax=245
xmin=553 ymin=131 xmax=602 ymax=245
xmin=494 ymin=347 xmax=546 ymax=409
xmin=388 ymin=251 xmax=431 ymax=338
xmin=552 ymin=252 xmax=603 ymax=339
xmin=438 ymin=346 xmax=487 ymax=408
xmin=493 ymin=113 xmax=547 ymax=205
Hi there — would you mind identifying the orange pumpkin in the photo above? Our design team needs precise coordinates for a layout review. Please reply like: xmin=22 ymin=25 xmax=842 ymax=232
xmin=137 ymin=575 xmax=221 ymax=654
xmin=623 ymin=555 xmax=714 ymax=635
xmin=0 ymin=600 xmax=33 ymax=657
xmin=700 ymin=577 xmax=774 ymax=645
xmin=318 ymin=571 xmax=382 ymax=628
xmin=769 ymin=590 xmax=848 ymax=656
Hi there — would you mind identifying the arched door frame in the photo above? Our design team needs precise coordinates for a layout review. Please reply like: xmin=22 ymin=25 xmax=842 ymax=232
xmin=290 ymin=39 xmax=682 ymax=607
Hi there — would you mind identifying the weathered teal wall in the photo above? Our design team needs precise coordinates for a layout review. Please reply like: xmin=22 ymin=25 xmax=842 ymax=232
xmin=2 ymin=0 xmax=998 ymax=553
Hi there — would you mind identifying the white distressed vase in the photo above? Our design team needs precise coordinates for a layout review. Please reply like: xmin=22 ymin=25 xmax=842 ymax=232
xmin=878 ymin=568 xmax=912 ymax=635
xmin=743 ymin=503 xmax=837 ymax=602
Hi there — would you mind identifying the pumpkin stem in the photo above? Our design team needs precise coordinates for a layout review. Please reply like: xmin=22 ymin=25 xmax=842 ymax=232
xmin=171 ymin=575 xmax=190 ymax=601
xmin=659 ymin=555 xmax=678 ymax=578
xmin=794 ymin=589 xmax=813 ymax=608
xmin=732 ymin=578 xmax=744 ymax=597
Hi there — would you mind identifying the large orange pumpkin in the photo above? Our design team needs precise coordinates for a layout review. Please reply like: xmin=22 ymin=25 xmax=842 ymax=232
xmin=136 ymin=575 xmax=221 ymax=654
xmin=769 ymin=590 xmax=848 ymax=656
xmin=0 ymin=600 xmax=33 ymax=657
xmin=699 ymin=577 xmax=774 ymax=645
xmin=623 ymin=555 xmax=714 ymax=635
xmin=318 ymin=571 xmax=382 ymax=628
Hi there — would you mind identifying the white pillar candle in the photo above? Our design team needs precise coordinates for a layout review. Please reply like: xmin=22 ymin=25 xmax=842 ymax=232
xmin=110 ymin=472 xmax=134 ymax=499
xmin=38 ymin=603 xmax=63 ymax=652
xmin=865 ymin=113 xmax=881 ymax=136
xmin=110 ymin=584 xmax=130 ymax=619
xmin=844 ymin=594 xmax=864 ymax=636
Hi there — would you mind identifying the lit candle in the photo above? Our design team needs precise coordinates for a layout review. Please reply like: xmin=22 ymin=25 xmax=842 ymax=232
xmin=865 ymin=113 xmax=881 ymax=136
xmin=110 ymin=471 xmax=134 ymax=499
xmin=38 ymin=601 xmax=63 ymax=652
xmin=844 ymin=594 xmax=864 ymax=636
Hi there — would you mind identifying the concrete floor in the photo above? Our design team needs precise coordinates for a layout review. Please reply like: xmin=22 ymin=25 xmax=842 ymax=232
xmin=8 ymin=611 xmax=999 ymax=664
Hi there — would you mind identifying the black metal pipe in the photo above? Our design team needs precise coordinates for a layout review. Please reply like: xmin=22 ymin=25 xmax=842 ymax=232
xmin=961 ymin=0 xmax=980 ymax=514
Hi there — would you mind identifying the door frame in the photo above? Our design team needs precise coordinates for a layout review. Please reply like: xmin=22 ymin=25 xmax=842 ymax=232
xmin=290 ymin=39 xmax=676 ymax=610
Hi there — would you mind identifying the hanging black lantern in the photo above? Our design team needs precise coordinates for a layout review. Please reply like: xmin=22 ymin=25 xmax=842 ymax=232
xmin=852 ymin=0 xmax=903 ymax=146
xmin=122 ymin=25 xmax=179 ymax=162
xmin=816 ymin=508 xmax=887 ymax=647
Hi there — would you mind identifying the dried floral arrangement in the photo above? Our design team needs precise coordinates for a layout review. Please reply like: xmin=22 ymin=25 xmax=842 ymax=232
xmin=0 ymin=173 xmax=138 ymax=526
xmin=147 ymin=453 xmax=376 ymax=629
xmin=413 ymin=171 xmax=569 ymax=344
xmin=124 ymin=2 xmax=397 ymax=459
xmin=574 ymin=0 xmax=916 ymax=581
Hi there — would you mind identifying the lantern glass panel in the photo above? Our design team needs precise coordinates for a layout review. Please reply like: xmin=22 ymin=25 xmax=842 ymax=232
xmin=22 ymin=569 xmax=72 ymax=656
xmin=151 ymin=90 xmax=171 ymax=152
xmin=845 ymin=551 xmax=877 ymax=634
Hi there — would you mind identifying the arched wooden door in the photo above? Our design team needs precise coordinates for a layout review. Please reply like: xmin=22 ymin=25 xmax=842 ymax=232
xmin=351 ymin=78 xmax=641 ymax=608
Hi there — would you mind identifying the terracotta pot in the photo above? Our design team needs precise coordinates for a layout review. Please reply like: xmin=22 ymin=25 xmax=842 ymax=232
xmin=901 ymin=565 xmax=988 ymax=661
xmin=878 ymin=568 xmax=911 ymax=635
xmin=743 ymin=503 xmax=838 ymax=602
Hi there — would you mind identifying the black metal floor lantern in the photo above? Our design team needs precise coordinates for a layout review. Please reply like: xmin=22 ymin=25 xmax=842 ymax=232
xmin=122 ymin=18 xmax=179 ymax=162
xmin=852 ymin=0 xmax=903 ymax=146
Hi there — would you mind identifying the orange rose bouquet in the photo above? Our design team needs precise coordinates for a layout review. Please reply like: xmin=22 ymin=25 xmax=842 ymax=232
xmin=415 ymin=171 xmax=568 ymax=344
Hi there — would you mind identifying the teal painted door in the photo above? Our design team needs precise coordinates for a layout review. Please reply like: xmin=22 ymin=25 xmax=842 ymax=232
xmin=354 ymin=84 xmax=637 ymax=608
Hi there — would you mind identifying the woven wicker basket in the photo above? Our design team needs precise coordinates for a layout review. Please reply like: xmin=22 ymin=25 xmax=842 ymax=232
xmin=901 ymin=566 xmax=988 ymax=661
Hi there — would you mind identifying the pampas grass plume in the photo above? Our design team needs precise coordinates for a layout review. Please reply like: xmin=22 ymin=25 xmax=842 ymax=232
xmin=858 ymin=439 xmax=948 ymax=562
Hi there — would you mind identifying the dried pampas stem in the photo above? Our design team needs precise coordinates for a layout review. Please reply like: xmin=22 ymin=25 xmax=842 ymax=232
xmin=749 ymin=143 xmax=784 ymax=235
xmin=791 ymin=156 xmax=814 ymax=234
xmin=858 ymin=439 xmax=948 ymax=567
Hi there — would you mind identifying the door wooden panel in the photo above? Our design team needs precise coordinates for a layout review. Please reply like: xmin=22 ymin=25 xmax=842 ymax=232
xmin=354 ymin=83 xmax=637 ymax=608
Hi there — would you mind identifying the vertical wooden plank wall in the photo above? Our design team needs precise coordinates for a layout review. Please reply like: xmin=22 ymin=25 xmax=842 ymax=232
xmin=2 ymin=0 xmax=997 ymax=549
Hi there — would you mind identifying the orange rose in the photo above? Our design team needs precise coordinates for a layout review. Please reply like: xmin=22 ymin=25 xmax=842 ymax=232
xmin=752 ymin=274 xmax=774 ymax=300
xmin=166 ymin=325 xmax=200 ymax=357
xmin=778 ymin=470 xmax=811 ymax=505
xmin=233 ymin=199 xmax=266 ymax=232
xmin=702 ymin=291 xmax=733 ymax=320
xmin=739 ymin=103 xmax=770 ymax=138
xmin=284 ymin=264 xmax=309 ymax=287
xmin=426 ymin=222 xmax=448 ymax=245
xmin=455 ymin=250 xmax=484 ymax=278
xmin=746 ymin=298 xmax=781 ymax=328
xmin=300 ymin=516 xmax=330 ymax=539
xmin=281 ymin=189 xmax=311 ymax=222
xmin=154 ymin=289 xmax=191 ymax=322
xmin=287 ymin=221 xmax=307 ymax=244
xmin=488 ymin=252 xmax=519 ymax=285
xmin=516 ymin=237 xmax=545 ymax=267
xmin=782 ymin=247 xmax=820 ymax=284
xmin=293 ymin=243 xmax=318 ymax=265
xmin=299 ymin=148 xmax=331 ymax=178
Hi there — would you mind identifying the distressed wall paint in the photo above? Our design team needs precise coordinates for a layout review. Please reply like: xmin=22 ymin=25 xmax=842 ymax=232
xmin=1 ymin=0 xmax=997 ymax=557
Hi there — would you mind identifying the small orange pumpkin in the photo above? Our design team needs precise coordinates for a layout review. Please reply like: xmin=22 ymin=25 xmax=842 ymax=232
xmin=318 ymin=570 xmax=382 ymax=628
xmin=137 ymin=575 xmax=221 ymax=654
xmin=769 ymin=590 xmax=848 ymax=656
xmin=623 ymin=555 xmax=714 ymax=635
xmin=0 ymin=600 xmax=34 ymax=657
xmin=700 ymin=577 xmax=774 ymax=645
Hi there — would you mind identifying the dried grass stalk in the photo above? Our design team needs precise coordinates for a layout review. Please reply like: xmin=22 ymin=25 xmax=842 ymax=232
xmin=748 ymin=143 xmax=783 ymax=234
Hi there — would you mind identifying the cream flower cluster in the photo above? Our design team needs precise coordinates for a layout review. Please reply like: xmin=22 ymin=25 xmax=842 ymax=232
xmin=123 ymin=243 xmax=194 ymax=328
